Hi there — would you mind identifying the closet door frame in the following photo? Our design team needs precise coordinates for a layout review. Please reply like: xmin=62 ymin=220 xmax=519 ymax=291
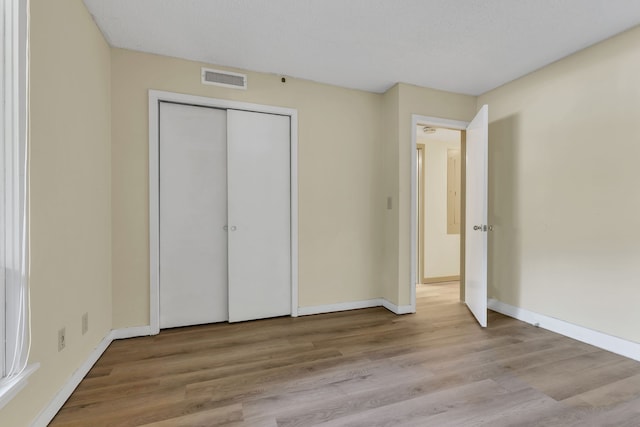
xmin=148 ymin=90 xmax=299 ymax=335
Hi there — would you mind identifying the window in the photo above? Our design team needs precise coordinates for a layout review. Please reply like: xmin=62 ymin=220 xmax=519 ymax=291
xmin=0 ymin=0 xmax=36 ymax=409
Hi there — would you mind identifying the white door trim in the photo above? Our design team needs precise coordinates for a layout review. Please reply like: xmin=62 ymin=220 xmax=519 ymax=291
xmin=149 ymin=90 xmax=299 ymax=334
xmin=410 ymin=115 xmax=468 ymax=313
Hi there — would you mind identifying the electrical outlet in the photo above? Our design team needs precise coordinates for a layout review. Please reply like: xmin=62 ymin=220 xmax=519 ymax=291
xmin=58 ymin=327 xmax=66 ymax=352
xmin=82 ymin=312 xmax=88 ymax=335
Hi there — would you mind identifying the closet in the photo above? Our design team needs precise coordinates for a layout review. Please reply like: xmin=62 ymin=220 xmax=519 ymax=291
xmin=158 ymin=101 xmax=291 ymax=328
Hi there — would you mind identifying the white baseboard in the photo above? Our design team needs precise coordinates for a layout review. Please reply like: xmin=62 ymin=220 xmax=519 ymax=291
xmin=298 ymin=298 xmax=415 ymax=316
xmin=488 ymin=298 xmax=640 ymax=362
xmin=110 ymin=325 xmax=153 ymax=340
xmin=31 ymin=332 xmax=112 ymax=427
xmin=31 ymin=326 xmax=153 ymax=427
xmin=298 ymin=299 xmax=382 ymax=316
xmin=381 ymin=299 xmax=415 ymax=315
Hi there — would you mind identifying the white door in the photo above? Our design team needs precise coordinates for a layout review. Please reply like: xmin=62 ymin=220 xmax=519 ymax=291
xmin=227 ymin=110 xmax=291 ymax=322
xmin=159 ymin=102 xmax=229 ymax=328
xmin=465 ymin=105 xmax=489 ymax=327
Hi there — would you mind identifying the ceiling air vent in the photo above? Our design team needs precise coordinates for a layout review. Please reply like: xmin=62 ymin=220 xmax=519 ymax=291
xmin=201 ymin=67 xmax=247 ymax=89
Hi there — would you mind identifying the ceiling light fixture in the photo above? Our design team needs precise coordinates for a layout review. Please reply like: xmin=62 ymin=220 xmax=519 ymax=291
xmin=423 ymin=126 xmax=436 ymax=134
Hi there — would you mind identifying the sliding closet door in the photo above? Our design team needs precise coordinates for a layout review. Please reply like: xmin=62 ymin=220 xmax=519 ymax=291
xmin=227 ymin=110 xmax=291 ymax=322
xmin=159 ymin=102 xmax=229 ymax=328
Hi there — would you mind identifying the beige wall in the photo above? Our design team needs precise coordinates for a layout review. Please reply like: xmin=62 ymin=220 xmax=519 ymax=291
xmin=380 ymin=85 xmax=401 ymax=303
xmin=422 ymin=137 xmax=461 ymax=278
xmin=109 ymin=50 xmax=478 ymax=324
xmin=111 ymin=49 xmax=387 ymax=327
xmin=0 ymin=0 xmax=113 ymax=425
xmin=479 ymin=26 xmax=640 ymax=343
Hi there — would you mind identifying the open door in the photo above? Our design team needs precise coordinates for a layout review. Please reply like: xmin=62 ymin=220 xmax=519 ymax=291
xmin=465 ymin=105 xmax=489 ymax=327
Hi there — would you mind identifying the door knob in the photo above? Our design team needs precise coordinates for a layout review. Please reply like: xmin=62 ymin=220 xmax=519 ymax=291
xmin=473 ymin=225 xmax=482 ymax=231
xmin=230 ymin=226 xmax=237 ymax=231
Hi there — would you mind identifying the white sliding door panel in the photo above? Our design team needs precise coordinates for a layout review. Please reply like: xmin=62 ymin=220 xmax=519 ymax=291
xmin=227 ymin=110 xmax=291 ymax=322
xmin=159 ymin=102 xmax=229 ymax=328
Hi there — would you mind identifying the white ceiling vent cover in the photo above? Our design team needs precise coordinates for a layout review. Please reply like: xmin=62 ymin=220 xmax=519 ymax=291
xmin=201 ymin=67 xmax=247 ymax=89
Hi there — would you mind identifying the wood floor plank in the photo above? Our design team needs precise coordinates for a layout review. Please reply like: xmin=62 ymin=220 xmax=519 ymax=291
xmin=309 ymin=379 xmax=509 ymax=427
xmin=562 ymin=373 xmax=640 ymax=409
xmin=74 ymin=344 xmax=332 ymax=395
xmin=49 ymin=283 xmax=640 ymax=426
xmin=243 ymin=367 xmax=436 ymax=425
xmin=136 ymin=404 xmax=243 ymax=427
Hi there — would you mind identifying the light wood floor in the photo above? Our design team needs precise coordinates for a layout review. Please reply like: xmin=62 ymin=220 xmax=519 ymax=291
xmin=50 ymin=283 xmax=640 ymax=426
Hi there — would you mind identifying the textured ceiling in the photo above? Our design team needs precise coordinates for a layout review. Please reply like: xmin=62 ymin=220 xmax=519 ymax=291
xmin=83 ymin=0 xmax=640 ymax=95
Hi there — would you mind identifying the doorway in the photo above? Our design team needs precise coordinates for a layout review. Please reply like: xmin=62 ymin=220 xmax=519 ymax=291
xmin=417 ymin=126 xmax=462 ymax=286
xmin=410 ymin=115 xmax=468 ymax=312
xmin=410 ymin=106 xmax=490 ymax=327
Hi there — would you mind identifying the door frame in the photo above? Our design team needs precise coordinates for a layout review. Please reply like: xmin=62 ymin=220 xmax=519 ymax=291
xmin=410 ymin=114 xmax=468 ymax=313
xmin=416 ymin=144 xmax=425 ymax=284
xmin=148 ymin=90 xmax=299 ymax=334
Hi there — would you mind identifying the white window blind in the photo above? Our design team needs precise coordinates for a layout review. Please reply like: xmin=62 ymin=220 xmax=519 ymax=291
xmin=0 ymin=0 xmax=36 ymax=409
